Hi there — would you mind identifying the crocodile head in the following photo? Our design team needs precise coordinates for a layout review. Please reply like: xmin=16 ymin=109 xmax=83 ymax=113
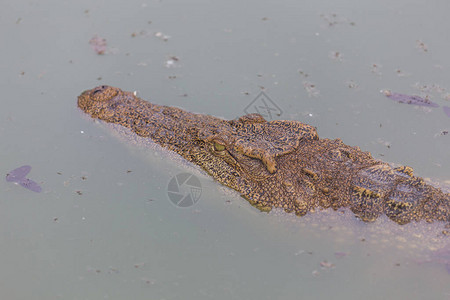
xmin=78 ymin=85 xmax=320 ymax=213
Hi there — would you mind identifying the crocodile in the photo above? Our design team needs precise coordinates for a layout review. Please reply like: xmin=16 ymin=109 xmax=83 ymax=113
xmin=78 ymin=85 xmax=450 ymax=226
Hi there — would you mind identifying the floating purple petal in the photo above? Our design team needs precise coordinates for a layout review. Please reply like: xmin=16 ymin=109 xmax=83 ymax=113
xmin=6 ymin=165 xmax=42 ymax=193
xmin=443 ymin=106 xmax=450 ymax=117
xmin=6 ymin=165 xmax=31 ymax=182
xmin=18 ymin=178 xmax=42 ymax=193
xmin=384 ymin=92 xmax=439 ymax=107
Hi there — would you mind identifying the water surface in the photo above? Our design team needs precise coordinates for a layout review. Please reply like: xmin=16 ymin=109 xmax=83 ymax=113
xmin=1 ymin=0 xmax=449 ymax=299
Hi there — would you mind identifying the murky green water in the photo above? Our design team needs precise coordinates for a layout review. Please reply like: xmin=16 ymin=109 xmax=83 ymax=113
xmin=1 ymin=0 xmax=449 ymax=299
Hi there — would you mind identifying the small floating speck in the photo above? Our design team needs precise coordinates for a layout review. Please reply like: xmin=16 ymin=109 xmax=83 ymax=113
xmin=320 ymin=260 xmax=335 ymax=269
xmin=329 ymin=51 xmax=343 ymax=61
xmin=155 ymin=32 xmax=170 ymax=41
xmin=298 ymin=69 xmax=309 ymax=78
xmin=319 ymin=13 xmax=354 ymax=28
xmin=416 ymin=40 xmax=428 ymax=52
xmin=303 ymin=81 xmax=320 ymax=98
xmin=371 ymin=63 xmax=382 ymax=76
xmin=346 ymin=80 xmax=358 ymax=89
xmin=395 ymin=69 xmax=410 ymax=77
xmin=165 ymin=59 xmax=176 ymax=68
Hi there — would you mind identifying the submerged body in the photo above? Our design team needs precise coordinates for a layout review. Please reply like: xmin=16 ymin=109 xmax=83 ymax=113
xmin=78 ymin=85 xmax=450 ymax=227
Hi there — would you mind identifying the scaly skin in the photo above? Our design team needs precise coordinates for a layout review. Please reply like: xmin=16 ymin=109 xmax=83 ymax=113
xmin=78 ymin=85 xmax=450 ymax=226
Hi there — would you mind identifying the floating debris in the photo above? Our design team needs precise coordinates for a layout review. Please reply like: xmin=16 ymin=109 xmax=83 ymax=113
xmin=382 ymin=90 xmax=439 ymax=107
xmin=346 ymin=80 xmax=358 ymax=89
xmin=412 ymin=82 xmax=446 ymax=94
xmin=319 ymin=13 xmax=355 ymax=27
xmin=6 ymin=165 xmax=42 ymax=193
xmin=329 ymin=51 xmax=343 ymax=62
xmin=165 ymin=60 xmax=175 ymax=68
xmin=155 ymin=32 xmax=170 ymax=41
xmin=416 ymin=40 xmax=428 ymax=52
xmin=371 ymin=63 xmax=382 ymax=76
xmin=319 ymin=260 xmax=335 ymax=269
xmin=303 ymin=81 xmax=320 ymax=98
xmin=377 ymin=138 xmax=391 ymax=149
xmin=89 ymin=35 xmax=107 ymax=55
xmin=298 ymin=69 xmax=309 ymax=78
xmin=395 ymin=69 xmax=411 ymax=77
xmin=435 ymin=130 xmax=448 ymax=137
xmin=165 ymin=56 xmax=179 ymax=68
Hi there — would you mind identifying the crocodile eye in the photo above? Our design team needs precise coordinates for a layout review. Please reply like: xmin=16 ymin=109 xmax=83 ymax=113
xmin=213 ymin=142 xmax=226 ymax=152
